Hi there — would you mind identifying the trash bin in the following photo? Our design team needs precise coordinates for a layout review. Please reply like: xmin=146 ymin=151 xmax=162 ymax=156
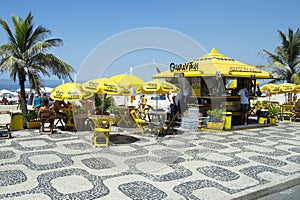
xmin=10 ymin=112 xmax=23 ymax=131
xmin=223 ymin=112 xmax=232 ymax=130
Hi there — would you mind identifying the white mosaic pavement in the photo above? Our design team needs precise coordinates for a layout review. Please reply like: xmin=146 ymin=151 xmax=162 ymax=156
xmin=0 ymin=122 xmax=300 ymax=199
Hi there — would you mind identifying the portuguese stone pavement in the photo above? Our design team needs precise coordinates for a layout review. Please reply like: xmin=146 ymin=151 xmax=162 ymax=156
xmin=0 ymin=121 xmax=300 ymax=199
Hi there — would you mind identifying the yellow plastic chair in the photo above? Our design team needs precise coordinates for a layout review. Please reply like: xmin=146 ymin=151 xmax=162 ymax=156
xmin=130 ymin=109 xmax=147 ymax=135
xmin=89 ymin=117 xmax=114 ymax=147
xmin=281 ymin=104 xmax=293 ymax=122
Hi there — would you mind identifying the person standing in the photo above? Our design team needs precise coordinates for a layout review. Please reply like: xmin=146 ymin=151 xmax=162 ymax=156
xmin=17 ymin=92 xmax=21 ymax=110
xmin=293 ymin=93 xmax=298 ymax=102
xmin=33 ymin=94 xmax=41 ymax=111
xmin=41 ymin=93 xmax=48 ymax=107
xmin=238 ymin=85 xmax=249 ymax=125
xmin=168 ymin=93 xmax=179 ymax=126
xmin=138 ymin=95 xmax=145 ymax=110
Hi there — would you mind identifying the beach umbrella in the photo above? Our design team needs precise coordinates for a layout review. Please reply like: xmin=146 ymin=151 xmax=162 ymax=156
xmin=293 ymin=85 xmax=300 ymax=93
xmin=136 ymin=79 xmax=180 ymax=95
xmin=119 ymin=86 xmax=132 ymax=96
xmin=277 ymin=83 xmax=296 ymax=102
xmin=0 ymin=89 xmax=14 ymax=95
xmin=82 ymin=78 xmax=122 ymax=95
xmin=110 ymin=74 xmax=144 ymax=106
xmin=110 ymin=74 xmax=145 ymax=89
xmin=260 ymin=83 xmax=280 ymax=94
xmin=50 ymin=82 xmax=91 ymax=101
xmin=278 ymin=83 xmax=296 ymax=93
xmin=136 ymin=79 xmax=180 ymax=110
xmin=83 ymin=78 xmax=132 ymax=113
xmin=152 ymin=69 xmax=175 ymax=78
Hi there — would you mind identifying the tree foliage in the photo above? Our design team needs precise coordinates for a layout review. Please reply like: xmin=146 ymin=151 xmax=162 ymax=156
xmin=0 ymin=13 xmax=74 ymax=116
xmin=259 ymin=28 xmax=300 ymax=84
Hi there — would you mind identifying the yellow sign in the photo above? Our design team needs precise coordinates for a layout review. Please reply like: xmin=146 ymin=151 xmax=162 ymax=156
xmin=170 ymin=62 xmax=199 ymax=72
xmin=229 ymin=66 xmax=261 ymax=73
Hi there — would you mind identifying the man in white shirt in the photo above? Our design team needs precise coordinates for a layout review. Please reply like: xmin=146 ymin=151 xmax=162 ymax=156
xmin=238 ymin=86 xmax=249 ymax=125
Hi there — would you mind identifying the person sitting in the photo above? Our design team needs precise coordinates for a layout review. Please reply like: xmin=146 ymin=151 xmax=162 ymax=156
xmin=52 ymin=100 xmax=70 ymax=123
xmin=38 ymin=98 xmax=55 ymax=132
xmin=40 ymin=93 xmax=48 ymax=107
xmin=2 ymin=97 xmax=8 ymax=105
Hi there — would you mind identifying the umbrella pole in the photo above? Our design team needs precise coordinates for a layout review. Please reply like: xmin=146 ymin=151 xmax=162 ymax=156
xmin=156 ymin=92 xmax=158 ymax=110
xmin=102 ymin=94 xmax=106 ymax=114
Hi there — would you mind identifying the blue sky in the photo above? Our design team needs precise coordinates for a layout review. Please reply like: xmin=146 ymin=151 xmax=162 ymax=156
xmin=0 ymin=0 xmax=299 ymax=82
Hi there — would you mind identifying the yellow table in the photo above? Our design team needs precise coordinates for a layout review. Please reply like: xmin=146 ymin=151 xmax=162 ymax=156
xmin=88 ymin=115 xmax=115 ymax=147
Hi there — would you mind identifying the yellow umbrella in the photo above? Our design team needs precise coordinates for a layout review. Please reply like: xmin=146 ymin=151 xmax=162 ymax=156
xmin=278 ymin=83 xmax=296 ymax=93
xmin=293 ymin=85 xmax=300 ymax=93
xmin=227 ymin=80 xmax=260 ymax=89
xmin=136 ymin=79 xmax=180 ymax=95
xmin=260 ymin=83 xmax=280 ymax=94
xmin=82 ymin=78 xmax=122 ymax=95
xmin=152 ymin=70 xmax=174 ymax=78
xmin=136 ymin=79 xmax=180 ymax=110
xmin=119 ymin=86 xmax=132 ymax=96
xmin=50 ymin=82 xmax=91 ymax=101
xmin=110 ymin=74 xmax=145 ymax=89
xmin=83 ymin=78 xmax=132 ymax=113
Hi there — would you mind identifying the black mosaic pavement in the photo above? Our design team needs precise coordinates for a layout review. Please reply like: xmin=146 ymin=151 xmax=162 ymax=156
xmin=0 ymin=122 xmax=300 ymax=199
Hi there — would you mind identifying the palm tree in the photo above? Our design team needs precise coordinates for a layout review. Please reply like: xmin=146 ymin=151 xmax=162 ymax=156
xmin=259 ymin=28 xmax=300 ymax=84
xmin=0 ymin=13 xmax=74 ymax=117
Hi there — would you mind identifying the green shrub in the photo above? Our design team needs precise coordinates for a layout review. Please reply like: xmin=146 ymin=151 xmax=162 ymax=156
xmin=207 ymin=109 xmax=225 ymax=122
xmin=94 ymin=94 xmax=115 ymax=114
xmin=268 ymin=107 xmax=279 ymax=118
xmin=24 ymin=110 xmax=39 ymax=122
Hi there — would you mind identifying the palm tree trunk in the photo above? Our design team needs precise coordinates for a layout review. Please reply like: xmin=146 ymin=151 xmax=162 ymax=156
xmin=19 ymin=77 xmax=28 ymax=120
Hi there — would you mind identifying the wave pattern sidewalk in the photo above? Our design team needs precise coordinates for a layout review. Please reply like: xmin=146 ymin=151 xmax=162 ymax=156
xmin=0 ymin=122 xmax=300 ymax=199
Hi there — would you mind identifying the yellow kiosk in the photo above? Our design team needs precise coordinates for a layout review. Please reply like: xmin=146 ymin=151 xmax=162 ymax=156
xmin=153 ymin=48 xmax=274 ymax=127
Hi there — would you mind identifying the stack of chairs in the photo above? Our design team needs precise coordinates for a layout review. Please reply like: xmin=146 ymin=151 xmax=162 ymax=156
xmin=281 ymin=104 xmax=294 ymax=122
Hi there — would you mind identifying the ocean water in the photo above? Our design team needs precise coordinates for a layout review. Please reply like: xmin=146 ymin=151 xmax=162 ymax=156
xmin=0 ymin=79 xmax=62 ymax=91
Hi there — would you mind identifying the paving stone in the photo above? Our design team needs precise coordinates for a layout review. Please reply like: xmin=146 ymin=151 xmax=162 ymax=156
xmin=0 ymin=122 xmax=300 ymax=199
xmin=0 ymin=170 xmax=27 ymax=186
xmin=0 ymin=150 xmax=15 ymax=159
xmin=197 ymin=165 xmax=240 ymax=181
xmin=118 ymin=181 xmax=167 ymax=200
xmin=249 ymin=155 xmax=287 ymax=167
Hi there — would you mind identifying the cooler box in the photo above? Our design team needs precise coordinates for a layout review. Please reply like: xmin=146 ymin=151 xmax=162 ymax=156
xmin=10 ymin=112 xmax=24 ymax=131
xmin=223 ymin=112 xmax=232 ymax=130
